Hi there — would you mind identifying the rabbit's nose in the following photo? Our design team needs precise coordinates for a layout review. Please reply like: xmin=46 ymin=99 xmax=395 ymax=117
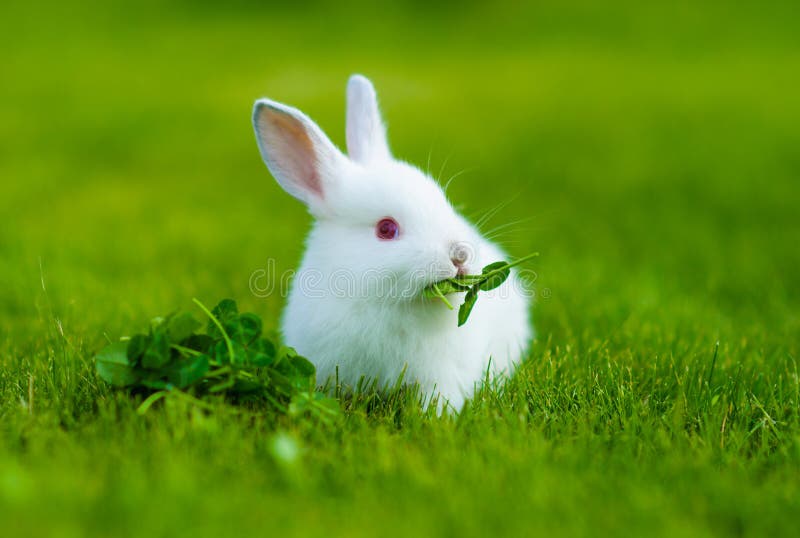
xmin=449 ymin=242 xmax=473 ymax=273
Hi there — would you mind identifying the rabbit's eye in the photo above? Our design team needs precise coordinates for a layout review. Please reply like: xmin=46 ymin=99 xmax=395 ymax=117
xmin=376 ymin=217 xmax=400 ymax=240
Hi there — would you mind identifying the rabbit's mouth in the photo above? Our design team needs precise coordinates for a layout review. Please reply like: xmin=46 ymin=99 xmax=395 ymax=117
xmin=422 ymin=270 xmax=460 ymax=289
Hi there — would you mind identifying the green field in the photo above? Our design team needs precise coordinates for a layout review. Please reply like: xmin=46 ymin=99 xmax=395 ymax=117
xmin=1 ymin=1 xmax=799 ymax=536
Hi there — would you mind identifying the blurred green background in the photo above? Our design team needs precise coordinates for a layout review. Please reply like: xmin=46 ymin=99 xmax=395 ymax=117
xmin=1 ymin=1 xmax=799 ymax=536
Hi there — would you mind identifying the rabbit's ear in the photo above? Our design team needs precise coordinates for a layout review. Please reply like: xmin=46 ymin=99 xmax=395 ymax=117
xmin=253 ymin=99 xmax=347 ymax=207
xmin=346 ymin=74 xmax=391 ymax=164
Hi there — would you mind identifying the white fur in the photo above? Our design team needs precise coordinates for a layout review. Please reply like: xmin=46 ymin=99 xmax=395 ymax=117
xmin=253 ymin=74 xmax=532 ymax=412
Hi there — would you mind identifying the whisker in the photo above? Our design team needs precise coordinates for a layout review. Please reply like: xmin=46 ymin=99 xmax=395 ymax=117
xmin=472 ymin=200 xmax=510 ymax=230
xmin=471 ymin=193 xmax=524 ymax=231
xmin=443 ymin=168 xmax=470 ymax=194
xmin=482 ymin=216 xmax=535 ymax=238
xmin=425 ymin=145 xmax=434 ymax=177
xmin=485 ymin=228 xmax=536 ymax=240
xmin=436 ymin=152 xmax=453 ymax=183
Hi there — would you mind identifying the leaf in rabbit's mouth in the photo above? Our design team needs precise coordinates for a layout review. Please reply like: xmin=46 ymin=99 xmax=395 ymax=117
xmin=421 ymin=253 xmax=539 ymax=327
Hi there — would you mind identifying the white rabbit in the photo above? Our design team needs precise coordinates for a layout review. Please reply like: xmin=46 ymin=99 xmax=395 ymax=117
xmin=252 ymin=74 xmax=532 ymax=412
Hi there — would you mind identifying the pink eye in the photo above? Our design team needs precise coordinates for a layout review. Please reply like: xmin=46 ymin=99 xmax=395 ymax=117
xmin=376 ymin=217 xmax=400 ymax=240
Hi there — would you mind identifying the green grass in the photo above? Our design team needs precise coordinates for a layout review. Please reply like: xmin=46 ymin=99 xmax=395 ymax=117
xmin=1 ymin=1 xmax=799 ymax=536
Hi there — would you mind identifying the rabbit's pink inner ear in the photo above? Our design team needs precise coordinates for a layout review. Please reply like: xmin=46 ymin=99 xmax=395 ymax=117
xmin=255 ymin=105 xmax=323 ymax=199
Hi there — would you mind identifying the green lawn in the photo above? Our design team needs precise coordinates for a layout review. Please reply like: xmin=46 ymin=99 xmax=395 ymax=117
xmin=1 ymin=1 xmax=799 ymax=536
